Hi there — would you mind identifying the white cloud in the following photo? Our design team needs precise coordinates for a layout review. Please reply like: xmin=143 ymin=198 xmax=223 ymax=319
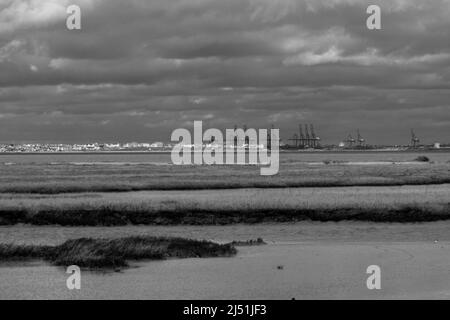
xmin=0 ymin=0 xmax=95 ymax=34
xmin=48 ymin=58 xmax=69 ymax=70
xmin=189 ymin=97 xmax=206 ymax=104
xmin=284 ymin=46 xmax=342 ymax=66
xmin=0 ymin=39 xmax=26 ymax=62
xmin=284 ymin=47 xmax=450 ymax=67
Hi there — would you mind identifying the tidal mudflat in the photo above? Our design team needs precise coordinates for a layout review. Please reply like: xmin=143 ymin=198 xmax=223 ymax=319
xmin=2 ymin=222 xmax=450 ymax=299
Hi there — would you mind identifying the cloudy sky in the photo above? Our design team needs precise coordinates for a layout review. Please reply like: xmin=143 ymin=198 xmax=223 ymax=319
xmin=0 ymin=0 xmax=449 ymax=144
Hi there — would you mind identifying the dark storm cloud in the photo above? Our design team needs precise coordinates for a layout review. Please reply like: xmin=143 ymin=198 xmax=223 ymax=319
xmin=0 ymin=0 xmax=449 ymax=143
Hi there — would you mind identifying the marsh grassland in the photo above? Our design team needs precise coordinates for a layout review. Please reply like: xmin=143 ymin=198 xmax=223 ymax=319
xmin=0 ymin=157 xmax=449 ymax=194
xmin=0 ymin=156 xmax=449 ymax=225
xmin=0 ymin=185 xmax=449 ymax=225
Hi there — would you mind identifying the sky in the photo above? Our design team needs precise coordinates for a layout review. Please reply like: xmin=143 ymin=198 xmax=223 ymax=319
xmin=0 ymin=0 xmax=449 ymax=144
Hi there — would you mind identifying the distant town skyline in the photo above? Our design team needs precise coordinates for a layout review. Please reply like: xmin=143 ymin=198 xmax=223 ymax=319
xmin=1 ymin=0 xmax=449 ymax=145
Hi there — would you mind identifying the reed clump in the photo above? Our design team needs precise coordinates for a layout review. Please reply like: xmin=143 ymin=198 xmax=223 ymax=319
xmin=0 ymin=236 xmax=237 ymax=269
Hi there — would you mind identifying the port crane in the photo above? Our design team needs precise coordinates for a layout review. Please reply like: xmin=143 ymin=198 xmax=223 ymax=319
xmin=410 ymin=129 xmax=420 ymax=148
xmin=356 ymin=129 xmax=365 ymax=146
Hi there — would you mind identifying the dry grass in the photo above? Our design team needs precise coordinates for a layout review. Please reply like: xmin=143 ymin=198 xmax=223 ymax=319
xmin=0 ymin=185 xmax=448 ymax=225
xmin=0 ymin=161 xmax=449 ymax=193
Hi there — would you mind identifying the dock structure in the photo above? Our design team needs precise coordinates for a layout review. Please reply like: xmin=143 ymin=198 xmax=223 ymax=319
xmin=289 ymin=124 xmax=321 ymax=148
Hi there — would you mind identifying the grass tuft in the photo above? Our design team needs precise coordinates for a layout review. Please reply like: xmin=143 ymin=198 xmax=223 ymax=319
xmin=230 ymin=238 xmax=266 ymax=246
xmin=0 ymin=236 xmax=237 ymax=269
xmin=414 ymin=156 xmax=430 ymax=162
